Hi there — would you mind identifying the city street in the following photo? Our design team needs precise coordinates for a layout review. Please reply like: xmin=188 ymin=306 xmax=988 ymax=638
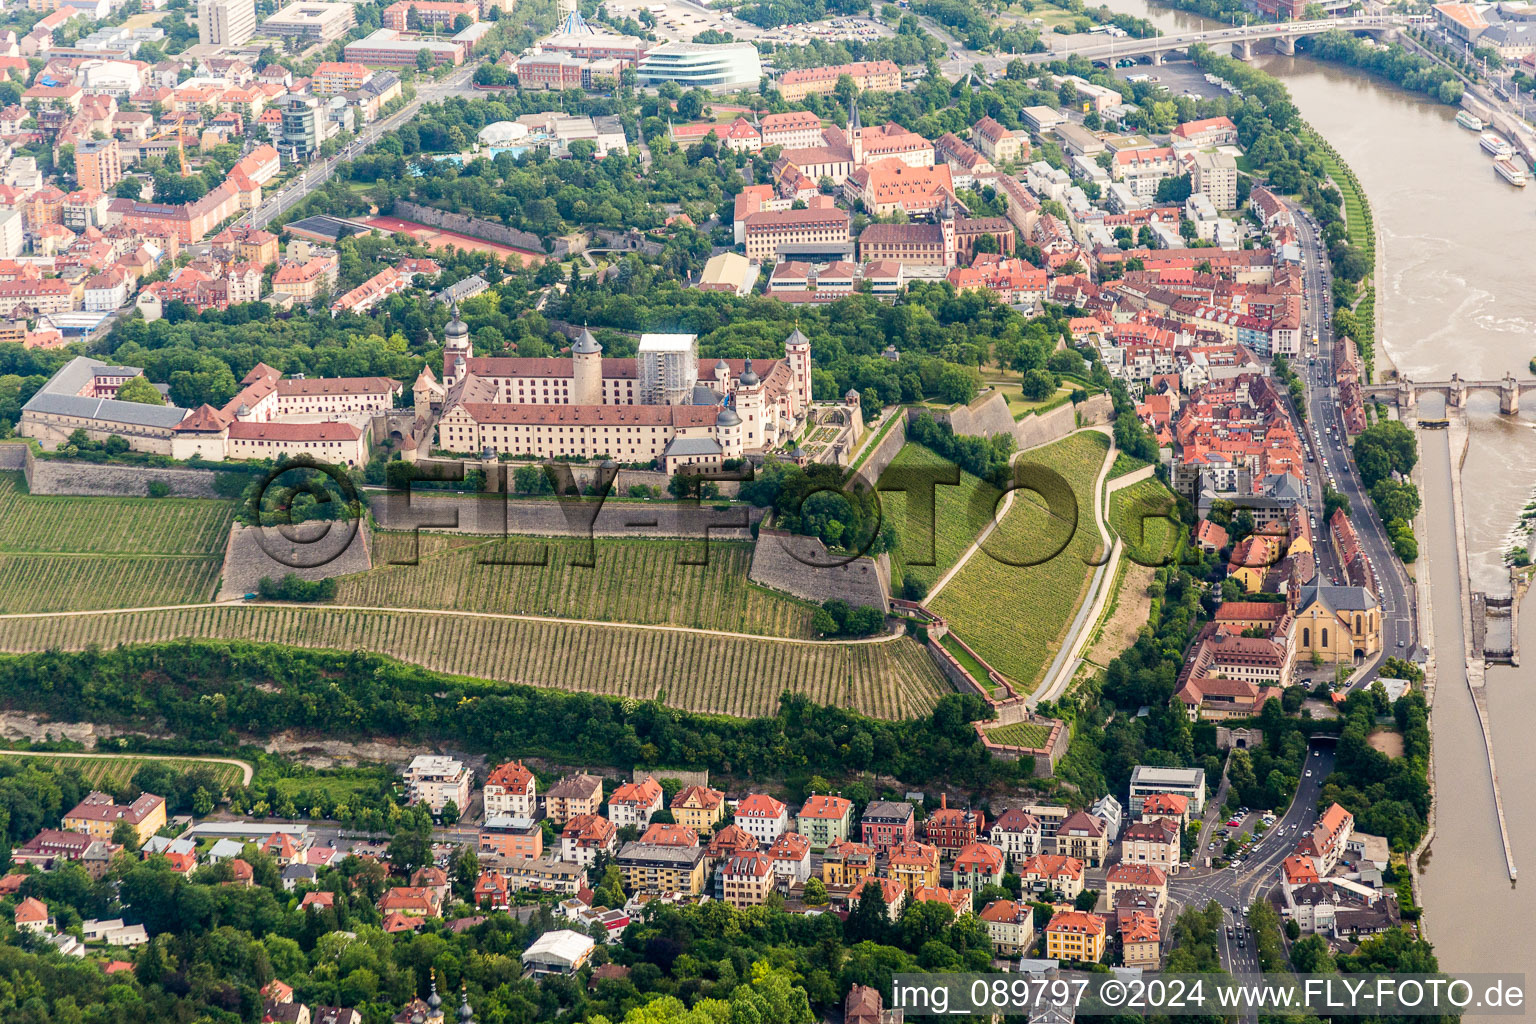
xmin=1166 ymin=741 xmax=1335 ymax=996
xmin=1288 ymin=200 xmax=1419 ymax=688
xmin=246 ymin=61 xmax=483 ymax=231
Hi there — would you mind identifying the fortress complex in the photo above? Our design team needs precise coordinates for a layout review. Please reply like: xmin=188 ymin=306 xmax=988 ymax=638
xmin=415 ymin=311 xmax=818 ymax=473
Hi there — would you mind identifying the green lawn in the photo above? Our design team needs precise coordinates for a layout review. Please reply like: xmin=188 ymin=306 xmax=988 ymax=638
xmin=878 ymin=443 xmax=1003 ymax=596
xmin=1108 ymin=477 xmax=1182 ymax=570
xmin=984 ymin=720 xmax=1053 ymax=748
xmin=930 ymin=431 xmax=1111 ymax=692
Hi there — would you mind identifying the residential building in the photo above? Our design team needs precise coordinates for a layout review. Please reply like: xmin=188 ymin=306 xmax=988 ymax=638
xmin=1091 ymin=794 xmax=1123 ymax=842
xmin=705 ymin=825 xmax=757 ymax=864
xmin=796 ymin=795 xmax=853 ymax=851
xmin=607 ymin=776 xmax=663 ymax=829
xmin=478 ymin=815 xmax=542 ymax=860
xmin=775 ymin=59 xmax=899 ymax=102
xmin=1129 ymin=766 xmax=1207 ymax=815
xmin=15 ymin=897 xmax=49 ymax=934
xmin=1120 ymin=911 xmax=1161 ymax=967
xmin=978 ymin=899 xmax=1035 ymax=955
xmin=821 ymin=839 xmax=876 ymax=888
xmin=720 ymin=850 xmax=775 ymax=907
xmin=545 ymin=773 xmax=604 ymax=822
xmin=1297 ymin=803 xmax=1354 ymax=877
xmin=988 ymin=808 xmax=1044 ymax=866
xmin=382 ymin=0 xmax=477 ymax=30
xmin=482 ymin=760 xmax=536 ymax=819
xmin=63 ymin=792 xmax=166 ymax=845
xmin=952 ymin=842 xmax=1005 ymax=891
xmin=614 ymin=842 xmax=707 ymax=894
xmin=1140 ymin=793 xmax=1190 ymax=828
xmin=1052 ymin=811 xmax=1107 ymax=867
xmin=1189 ymin=150 xmax=1238 ymax=212
xmin=971 ymin=116 xmax=1027 ymax=164
xmin=559 ymin=814 xmax=616 ymax=868
xmin=734 ymin=794 xmax=789 ymax=846
xmin=400 ymin=755 xmax=471 ymax=816
xmin=312 ymin=61 xmax=372 ymax=95
xmin=1121 ymin=818 xmax=1181 ymax=875
xmin=924 ymin=795 xmax=985 ymax=855
xmin=767 ymin=831 xmax=812 ymax=885
xmin=885 ymin=840 xmax=941 ymax=894
xmin=75 ymin=138 xmax=121 ymax=194
xmin=1044 ymin=910 xmax=1106 ymax=963
xmin=1105 ymin=863 xmax=1168 ymax=916
xmin=199 ymin=0 xmax=256 ymax=46
xmin=638 ymin=823 xmax=698 ymax=847
xmin=1019 ymin=854 xmax=1084 ymax=899
xmin=860 ymin=800 xmax=915 ymax=854
xmin=670 ymin=785 xmax=726 ymax=831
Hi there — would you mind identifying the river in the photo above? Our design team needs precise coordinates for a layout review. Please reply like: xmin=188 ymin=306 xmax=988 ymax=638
xmin=1089 ymin=0 xmax=1536 ymax=997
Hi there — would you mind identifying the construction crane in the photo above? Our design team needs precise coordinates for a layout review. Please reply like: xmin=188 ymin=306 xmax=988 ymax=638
xmin=176 ymin=135 xmax=190 ymax=177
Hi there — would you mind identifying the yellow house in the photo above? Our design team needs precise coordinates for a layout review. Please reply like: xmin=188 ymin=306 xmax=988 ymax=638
xmin=886 ymin=841 xmax=941 ymax=895
xmin=1044 ymin=910 xmax=1106 ymax=963
xmin=62 ymin=792 xmax=166 ymax=844
xmin=1227 ymin=534 xmax=1283 ymax=593
xmin=1292 ymin=583 xmax=1381 ymax=663
xmin=670 ymin=785 xmax=727 ymax=831
xmin=615 ymin=843 xmax=708 ymax=895
xmin=822 ymin=839 xmax=877 ymax=888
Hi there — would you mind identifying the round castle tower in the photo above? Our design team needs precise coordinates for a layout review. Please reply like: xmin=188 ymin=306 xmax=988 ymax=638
xmin=572 ymin=326 xmax=603 ymax=406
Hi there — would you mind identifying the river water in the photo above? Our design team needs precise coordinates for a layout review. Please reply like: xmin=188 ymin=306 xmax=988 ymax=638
xmin=1089 ymin=0 xmax=1536 ymax=995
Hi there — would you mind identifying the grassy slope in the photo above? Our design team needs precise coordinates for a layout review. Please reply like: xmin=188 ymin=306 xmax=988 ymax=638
xmin=929 ymin=431 xmax=1110 ymax=692
xmin=878 ymin=443 xmax=1003 ymax=596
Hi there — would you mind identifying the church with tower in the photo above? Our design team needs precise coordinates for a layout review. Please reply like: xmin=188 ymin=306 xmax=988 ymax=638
xmin=413 ymin=311 xmax=818 ymax=472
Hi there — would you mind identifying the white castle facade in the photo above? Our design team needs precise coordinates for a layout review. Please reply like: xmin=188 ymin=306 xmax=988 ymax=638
xmin=415 ymin=312 xmax=822 ymax=472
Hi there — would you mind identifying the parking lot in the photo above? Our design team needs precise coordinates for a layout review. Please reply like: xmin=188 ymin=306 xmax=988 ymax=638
xmin=601 ymin=0 xmax=895 ymax=48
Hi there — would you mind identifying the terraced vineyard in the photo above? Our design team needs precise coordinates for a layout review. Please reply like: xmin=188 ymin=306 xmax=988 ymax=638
xmin=0 ymin=752 xmax=247 ymax=789
xmin=1108 ymin=477 xmax=1182 ymax=570
xmin=342 ymin=533 xmax=815 ymax=638
xmin=0 ymin=473 xmax=233 ymax=612
xmin=930 ymin=431 xmax=1111 ymax=692
xmin=0 ymin=606 xmax=949 ymax=719
xmin=878 ymin=443 xmax=1003 ymax=594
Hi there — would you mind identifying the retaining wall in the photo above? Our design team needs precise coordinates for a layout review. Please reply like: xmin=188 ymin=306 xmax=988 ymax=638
xmin=390 ymin=200 xmax=563 ymax=256
xmin=851 ymin=411 xmax=909 ymax=487
xmin=748 ymin=528 xmax=890 ymax=609
xmin=1012 ymin=401 xmax=1079 ymax=451
xmin=0 ymin=442 xmax=27 ymax=471
xmin=217 ymin=520 xmax=374 ymax=600
xmin=932 ymin=392 xmax=1016 ymax=440
xmin=24 ymin=447 xmax=225 ymax=498
xmin=371 ymin=490 xmax=763 ymax=539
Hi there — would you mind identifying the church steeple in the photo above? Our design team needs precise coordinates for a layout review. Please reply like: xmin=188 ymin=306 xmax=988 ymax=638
xmin=848 ymin=96 xmax=862 ymax=165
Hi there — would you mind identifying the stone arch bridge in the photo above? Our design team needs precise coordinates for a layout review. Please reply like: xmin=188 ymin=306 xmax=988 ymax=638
xmin=1361 ymin=373 xmax=1536 ymax=416
xmin=1047 ymin=14 xmax=1427 ymax=65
